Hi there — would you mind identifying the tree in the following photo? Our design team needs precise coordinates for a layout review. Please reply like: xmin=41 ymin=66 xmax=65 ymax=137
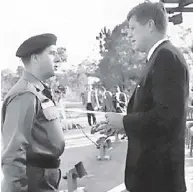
xmin=16 ymin=66 xmax=24 ymax=77
xmin=96 ymin=21 xmax=146 ymax=91
xmin=57 ymin=47 xmax=67 ymax=62
xmin=177 ymin=26 xmax=193 ymax=66
xmin=96 ymin=26 xmax=112 ymax=55
xmin=1 ymin=69 xmax=19 ymax=100
xmin=177 ymin=26 xmax=193 ymax=91
xmin=77 ymin=59 xmax=98 ymax=76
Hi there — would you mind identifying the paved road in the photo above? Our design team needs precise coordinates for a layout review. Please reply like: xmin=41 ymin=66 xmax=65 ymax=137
xmin=61 ymin=130 xmax=193 ymax=192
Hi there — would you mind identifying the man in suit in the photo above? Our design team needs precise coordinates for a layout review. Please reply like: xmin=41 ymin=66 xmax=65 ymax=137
xmin=106 ymin=2 xmax=189 ymax=192
xmin=84 ymin=84 xmax=100 ymax=126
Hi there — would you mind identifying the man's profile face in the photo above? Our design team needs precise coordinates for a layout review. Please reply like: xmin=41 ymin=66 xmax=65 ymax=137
xmin=128 ymin=16 xmax=151 ymax=52
xmin=37 ymin=45 xmax=60 ymax=79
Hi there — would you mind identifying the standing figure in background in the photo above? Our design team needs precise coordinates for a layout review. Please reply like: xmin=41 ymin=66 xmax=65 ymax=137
xmin=55 ymin=86 xmax=68 ymax=131
xmin=112 ymin=85 xmax=127 ymax=113
xmin=80 ymin=92 xmax=85 ymax=105
xmin=100 ymin=86 xmax=115 ymax=112
xmin=112 ymin=85 xmax=127 ymax=140
xmin=84 ymin=84 xmax=99 ymax=126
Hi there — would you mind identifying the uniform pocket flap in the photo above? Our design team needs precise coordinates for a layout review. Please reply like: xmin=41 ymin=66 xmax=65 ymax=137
xmin=42 ymin=106 xmax=60 ymax=121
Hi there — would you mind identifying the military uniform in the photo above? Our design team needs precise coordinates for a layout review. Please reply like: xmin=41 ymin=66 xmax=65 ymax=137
xmin=1 ymin=34 xmax=65 ymax=192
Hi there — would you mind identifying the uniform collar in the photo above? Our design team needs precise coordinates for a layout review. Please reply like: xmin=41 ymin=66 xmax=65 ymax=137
xmin=147 ymin=38 xmax=168 ymax=61
xmin=22 ymin=71 xmax=45 ymax=91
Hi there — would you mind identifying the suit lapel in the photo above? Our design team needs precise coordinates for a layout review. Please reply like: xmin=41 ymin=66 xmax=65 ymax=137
xmin=126 ymin=40 xmax=170 ymax=114
xmin=127 ymin=89 xmax=136 ymax=113
xmin=139 ymin=40 xmax=170 ymax=85
xmin=148 ymin=40 xmax=169 ymax=62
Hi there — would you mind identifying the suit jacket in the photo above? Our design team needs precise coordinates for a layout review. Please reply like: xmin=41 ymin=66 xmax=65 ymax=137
xmin=123 ymin=41 xmax=189 ymax=192
xmin=83 ymin=90 xmax=99 ymax=108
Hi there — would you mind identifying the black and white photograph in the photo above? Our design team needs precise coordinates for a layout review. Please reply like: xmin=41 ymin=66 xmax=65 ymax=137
xmin=1 ymin=0 xmax=193 ymax=192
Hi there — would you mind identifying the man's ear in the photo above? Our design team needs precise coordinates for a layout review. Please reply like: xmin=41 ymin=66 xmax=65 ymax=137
xmin=31 ymin=54 xmax=39 ymax=64
xmin=148 ymin=19 xmax=155 ymax=33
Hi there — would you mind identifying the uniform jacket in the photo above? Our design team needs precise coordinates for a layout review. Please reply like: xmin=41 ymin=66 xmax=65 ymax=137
xmin=123 ymin=41 xmax=189 ymax=192
xmin=1 ymin=71 xmax=65 ymax=192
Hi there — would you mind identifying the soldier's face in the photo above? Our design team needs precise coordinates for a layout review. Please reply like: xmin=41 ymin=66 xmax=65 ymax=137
xmin=38 ymin=45 xmax=60 ymax=79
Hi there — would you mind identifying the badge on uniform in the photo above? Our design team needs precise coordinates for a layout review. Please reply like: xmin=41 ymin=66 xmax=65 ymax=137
xmin=41 ymin=99 xmax=55 ymax=109
xmin=41 ymin=100 xmax=59 ymax=121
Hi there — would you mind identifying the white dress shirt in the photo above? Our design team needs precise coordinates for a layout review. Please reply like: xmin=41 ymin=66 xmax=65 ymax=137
xmin=87 ymin=91 xmax=91 ymax=103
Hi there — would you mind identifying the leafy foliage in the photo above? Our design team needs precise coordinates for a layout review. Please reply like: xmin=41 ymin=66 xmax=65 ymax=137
xmin=96 ymin=22 xmax=146 ymax=91
xmin=57 ymin=47 xmax=67 ymax=62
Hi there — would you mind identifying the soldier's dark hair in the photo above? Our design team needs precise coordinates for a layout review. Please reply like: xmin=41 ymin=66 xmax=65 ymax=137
xmin=21 ymin=56 xmax=31 ymax=65
xmin=21 ymin=49 xmax=45 ymax=65
xmin=127 ymin=2 xmax=168 ymax=34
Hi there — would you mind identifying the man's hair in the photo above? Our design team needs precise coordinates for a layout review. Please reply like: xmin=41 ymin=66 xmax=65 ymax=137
xmin=21 ymin=49 xmax=45 ymax=65
xmin=21 ymin=56 xmax=31 ymax=65
xmin=127 ymin=2 xmax=168 ymax=33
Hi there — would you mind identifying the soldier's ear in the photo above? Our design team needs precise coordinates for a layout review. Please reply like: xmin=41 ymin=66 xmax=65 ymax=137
xmin=31 ymin=54 xmax=39 ymax=64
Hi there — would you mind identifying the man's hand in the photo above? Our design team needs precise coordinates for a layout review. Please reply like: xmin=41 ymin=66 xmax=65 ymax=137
xmin=105 ymin=112 xmax=124 ymax=130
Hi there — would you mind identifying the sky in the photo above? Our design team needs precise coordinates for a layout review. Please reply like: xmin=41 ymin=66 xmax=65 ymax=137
xmin=1 ymin=0 xmax=193 ymax=72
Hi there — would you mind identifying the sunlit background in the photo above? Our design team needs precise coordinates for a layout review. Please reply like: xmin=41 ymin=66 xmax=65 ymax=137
xmin=1 ymin=0 xmax=193 ymax=72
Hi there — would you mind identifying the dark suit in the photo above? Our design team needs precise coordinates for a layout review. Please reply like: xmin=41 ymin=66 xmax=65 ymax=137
xmin=123 ymin=41 xmax=189 ymax=192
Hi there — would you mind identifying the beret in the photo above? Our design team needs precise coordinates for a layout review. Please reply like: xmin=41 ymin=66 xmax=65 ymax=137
xmin=16 ymin=33 xmax=57 ymax=58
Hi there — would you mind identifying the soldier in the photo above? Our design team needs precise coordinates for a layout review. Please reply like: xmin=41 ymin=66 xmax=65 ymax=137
xmin=1 ymin=33 xmax=65 ymax=192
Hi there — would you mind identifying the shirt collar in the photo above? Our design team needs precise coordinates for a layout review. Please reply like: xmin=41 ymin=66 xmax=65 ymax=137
xmin=147 ymin=38 xmax=168 ymax=61
xmin=22 ymin=71 xmax=44 ymax=91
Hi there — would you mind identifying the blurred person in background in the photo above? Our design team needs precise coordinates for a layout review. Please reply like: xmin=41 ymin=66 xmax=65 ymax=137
xmin=83 ymin=84 xmax=100 ymax=126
